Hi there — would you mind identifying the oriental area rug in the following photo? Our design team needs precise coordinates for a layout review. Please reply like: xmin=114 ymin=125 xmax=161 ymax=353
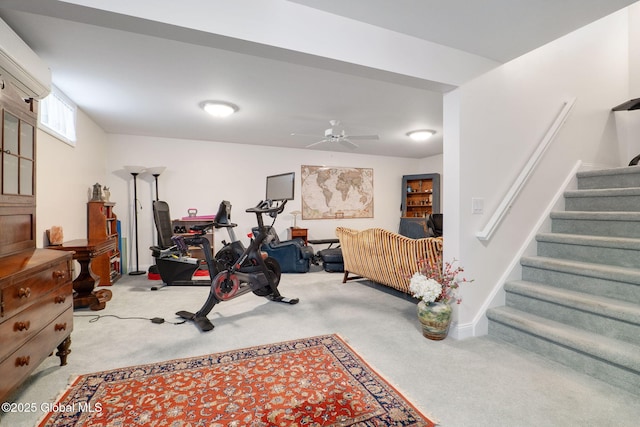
xmin=38 ymin=334 xmax=436 ymax=426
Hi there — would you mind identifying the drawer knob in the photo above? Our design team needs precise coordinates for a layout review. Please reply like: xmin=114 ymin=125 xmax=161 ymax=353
xmin=54 ymin=295 xmax=66 ymax=304
xmin=14 ymin=321 xmax=31 ymax=332
xmin=18 ymin=287 xmax=31 ymax=299
xmin=15 ymin=356 xmax=30 ymax=367
xmin=53 ymin=270 xmax=66 ymax=279
xmin=55 ymin=322 xmax=67 ymax=332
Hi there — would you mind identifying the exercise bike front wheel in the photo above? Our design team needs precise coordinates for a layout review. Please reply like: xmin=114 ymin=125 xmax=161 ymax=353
xmin=253 ymin=256 xmax=281 ymax=296
xmin=213 ymin=271 xmax=240 ymax=301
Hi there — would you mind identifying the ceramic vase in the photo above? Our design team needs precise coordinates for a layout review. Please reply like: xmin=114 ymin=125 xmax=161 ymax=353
xmin=417 ymin=300 xmax=452 ymax=340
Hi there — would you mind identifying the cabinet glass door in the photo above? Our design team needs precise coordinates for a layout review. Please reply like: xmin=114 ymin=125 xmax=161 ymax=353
xmin=2 ymin=112 xmax=34 ymax=196
xmin=19 ymin=122 xmax=34 ymax=195
xmin=2 ymin=112 xmax=19 ymax=194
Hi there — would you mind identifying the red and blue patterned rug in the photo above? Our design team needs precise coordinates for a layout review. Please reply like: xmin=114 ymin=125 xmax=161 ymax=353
xmin=38 ymin=334 xmax=436 ymax=426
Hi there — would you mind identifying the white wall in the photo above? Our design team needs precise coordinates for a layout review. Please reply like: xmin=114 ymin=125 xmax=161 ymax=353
xmin=36 ymin=108 xmax=109 ymax=246
xmin=444 ymin=9 xmax=631 ymax=338
xmin=418 ymin=153 xmax=443 ymax=177
xmin=104 ymin=134 xmax=424 ymax=272
xmin=630 ymin=4 xmax=640 ymax=96
xmin=616 ymin=4 xmax=640 ymax=164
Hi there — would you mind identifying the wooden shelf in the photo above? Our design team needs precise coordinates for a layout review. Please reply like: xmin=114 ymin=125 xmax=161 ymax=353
xmin=87 ymin=201 xmax=121 ymax=285
xmin=401 ymin=174 xmax=440 ymax=218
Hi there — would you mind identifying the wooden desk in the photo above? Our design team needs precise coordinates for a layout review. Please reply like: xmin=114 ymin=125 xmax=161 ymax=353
xmin=288 ymin=227 xmax=308 ymax=245
xmin=51 ymin=238 xmax=115 ymax=310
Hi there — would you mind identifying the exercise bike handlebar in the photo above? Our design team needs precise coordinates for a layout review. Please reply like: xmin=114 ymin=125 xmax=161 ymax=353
xmin=245 ymin=199 xmax=287 ymax=217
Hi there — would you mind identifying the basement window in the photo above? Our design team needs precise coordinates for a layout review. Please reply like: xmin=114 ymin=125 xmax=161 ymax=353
xmin=38 ymin=85 xmax=77 ymax=146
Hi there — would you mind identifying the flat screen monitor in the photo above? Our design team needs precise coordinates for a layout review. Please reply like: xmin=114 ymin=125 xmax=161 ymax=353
xmin=266 ymin=172 xmax=295 ymax=201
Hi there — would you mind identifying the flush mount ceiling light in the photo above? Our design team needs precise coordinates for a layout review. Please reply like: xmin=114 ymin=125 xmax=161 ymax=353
xmin=407 ymin=129 xmax=436 ymax=141
xmin=201 ymin=101 xmax=238 ymax=118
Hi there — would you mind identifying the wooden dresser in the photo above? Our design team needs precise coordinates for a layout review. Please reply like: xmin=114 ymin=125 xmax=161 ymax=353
xmin=0 ymin=249 xmax=73 ymax=401
xmin=0 ymin=82 xmax=74 ymax=401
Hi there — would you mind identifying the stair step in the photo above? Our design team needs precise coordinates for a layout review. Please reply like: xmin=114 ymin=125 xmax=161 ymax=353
xmin=487 ymin=306 xmax=640 ymax=396
xmin=505 ymin=280 xmax=640 ymax=345
xmin=564 ymin=187 xmax=640 ymax=211
xmin=577 ymin=166 xmax=640 ymax=189
xmin=489 ymin=166 xmax=640 ymax=396
xmin=550 ymin=211 xmax=640 ymax=238
xmin=520 ymin=256 xmax=640 ymax=304
xmin=536 ymin=232 xmax=640 ymax=268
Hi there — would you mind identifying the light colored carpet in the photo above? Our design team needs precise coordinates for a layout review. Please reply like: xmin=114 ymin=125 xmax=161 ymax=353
xmin=2 ymin=268 xmax=639 ymax=426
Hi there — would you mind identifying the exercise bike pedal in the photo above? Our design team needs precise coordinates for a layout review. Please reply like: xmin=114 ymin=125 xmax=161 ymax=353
xmin=268 ymin=295 xmax=300 ymax=304
xmin=176 ymin=310 xmax=215 ymax=332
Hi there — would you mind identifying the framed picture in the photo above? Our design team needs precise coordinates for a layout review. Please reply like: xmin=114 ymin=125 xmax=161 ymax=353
xmin=301 ymin=165 xmax=373 ymax=219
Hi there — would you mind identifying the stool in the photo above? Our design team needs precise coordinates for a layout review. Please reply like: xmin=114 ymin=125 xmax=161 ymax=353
xmin=317 ymin=247 xmax=344 ymax=272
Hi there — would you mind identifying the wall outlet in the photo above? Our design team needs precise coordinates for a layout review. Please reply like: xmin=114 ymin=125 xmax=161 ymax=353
xmin=472 ymin=198 xmax=484 ymax=214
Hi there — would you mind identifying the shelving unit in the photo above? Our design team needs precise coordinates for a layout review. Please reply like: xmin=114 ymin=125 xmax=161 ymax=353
xmin=87 ymin=201 xmax=121 ymax=285
xmin=401 ymin=173 xmax=441 ymax=218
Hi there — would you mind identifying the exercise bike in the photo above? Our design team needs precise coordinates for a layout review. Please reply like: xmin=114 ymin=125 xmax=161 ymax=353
xmin=175 ymin=199 xmax=299 ymax=332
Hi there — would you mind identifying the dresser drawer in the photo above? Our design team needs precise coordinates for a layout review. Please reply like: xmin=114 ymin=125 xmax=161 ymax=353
xmin=0 ymin=282 xmax=72 ymax=361
xmin=1 ymin=260 xmax=70 ymax=321
xmin=0 ymin=307 xmax=73 ymax=401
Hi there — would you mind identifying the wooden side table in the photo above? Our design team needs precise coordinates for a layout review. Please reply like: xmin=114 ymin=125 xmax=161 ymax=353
xmin=288 ymin=227 xmax=308 ymax=245
xmin=51 ymin=238 xmax=115 ymax=310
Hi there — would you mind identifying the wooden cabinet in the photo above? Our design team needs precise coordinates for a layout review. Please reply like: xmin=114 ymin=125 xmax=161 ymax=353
xmin=401 ymin=173 xmax=441 ymax=218
xmin=87 ymin=201 xmax=121 ymax=285
xmin=0 ymin=85 xmax=37 ymax=258
xmin=0 ymin=82 xmax=74 ymax=402
xmin=0 ymin=237 xmax=74 ymax=402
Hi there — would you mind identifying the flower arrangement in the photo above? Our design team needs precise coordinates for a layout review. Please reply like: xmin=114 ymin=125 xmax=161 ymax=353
xmin=409 ymin=259 xmax=472 ymax=305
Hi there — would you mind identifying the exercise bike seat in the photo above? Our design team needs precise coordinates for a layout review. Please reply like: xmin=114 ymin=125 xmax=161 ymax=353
xmin=212 ymin=200 xmax=238 ymax=229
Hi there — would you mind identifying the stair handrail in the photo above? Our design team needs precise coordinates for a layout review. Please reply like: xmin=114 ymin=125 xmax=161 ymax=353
xmin=476 ymin=97 xmax=576 ymax=241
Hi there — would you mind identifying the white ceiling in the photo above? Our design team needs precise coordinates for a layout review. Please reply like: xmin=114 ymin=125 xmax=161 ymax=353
xmin=0 ymin=0 xmax=636 ymax=158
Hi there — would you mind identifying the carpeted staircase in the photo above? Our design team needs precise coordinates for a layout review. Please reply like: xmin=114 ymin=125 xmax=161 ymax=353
xmin=487 ymin=166 xmax=640 ymax=396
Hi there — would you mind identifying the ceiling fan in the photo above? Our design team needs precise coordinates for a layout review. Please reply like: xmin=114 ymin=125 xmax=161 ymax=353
xmin=291 ymin=120 xmax=379 ymax=149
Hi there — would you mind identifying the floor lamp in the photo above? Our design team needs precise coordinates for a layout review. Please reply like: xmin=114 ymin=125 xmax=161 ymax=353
xmin=124 ymin=165 xmax=146 ymax=275
xmin=146 ymin=166 xmax=166 ymax=248
xmin=147 ymin=166 xmax=166 ymax=201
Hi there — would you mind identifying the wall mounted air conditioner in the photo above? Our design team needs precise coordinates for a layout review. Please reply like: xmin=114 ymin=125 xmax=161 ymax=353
xmin=0 ymin=17 xmax=51 ymax=100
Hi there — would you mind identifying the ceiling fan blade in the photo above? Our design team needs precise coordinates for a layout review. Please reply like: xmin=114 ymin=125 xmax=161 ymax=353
xmin=340 ymin=139 xmax=359 ymax=149
xmin=291 ymin=132 xmax=324 ymax=138
xmin=306 ymin=139 xmax=328 ymax=148
xmin=344 ymin=134 xmax=379 ymax=140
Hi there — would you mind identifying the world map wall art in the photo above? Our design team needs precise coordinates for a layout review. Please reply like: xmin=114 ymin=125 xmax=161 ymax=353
xmin=301 ymin=165 xmax=373 ymax=219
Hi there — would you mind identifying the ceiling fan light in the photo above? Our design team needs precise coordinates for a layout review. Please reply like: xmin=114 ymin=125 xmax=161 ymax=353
xmin=407 ymin=129 xmax=435 ymax=141
xmin=202 ymin=101 xmax=238 ymax=118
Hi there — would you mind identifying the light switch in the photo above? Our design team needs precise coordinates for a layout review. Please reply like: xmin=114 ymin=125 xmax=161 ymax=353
xmin=472 ymin=198 xmax=484 ymax=214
